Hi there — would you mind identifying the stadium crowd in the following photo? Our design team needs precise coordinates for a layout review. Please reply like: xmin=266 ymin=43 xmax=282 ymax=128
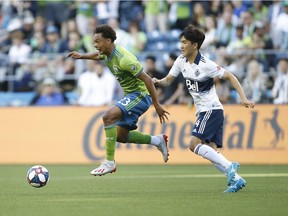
xmin=0 ymin=0 xmax=287 ymax=106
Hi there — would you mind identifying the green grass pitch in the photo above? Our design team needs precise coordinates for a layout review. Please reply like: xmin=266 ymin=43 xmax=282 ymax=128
xmin=0 ymin=164 xmax=288 ymax=216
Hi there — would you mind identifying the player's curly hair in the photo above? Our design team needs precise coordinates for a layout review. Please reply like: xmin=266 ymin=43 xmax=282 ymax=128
xmin=95 ymin=24 xmax=117 ymax=42
xmin=179 ymin=25 xmax=205 ymax=50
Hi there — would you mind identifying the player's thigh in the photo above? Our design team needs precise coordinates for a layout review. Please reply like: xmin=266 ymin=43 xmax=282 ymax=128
xmin=116 ymin=92 xmax=152 ymax=130
xmin=103 ymin=105 xmax=123 ymax=126
xmin=192 ymin=109 xmax=224 ymax=145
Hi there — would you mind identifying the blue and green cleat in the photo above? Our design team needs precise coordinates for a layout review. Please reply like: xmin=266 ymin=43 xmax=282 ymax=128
xmin=226 ymin=162 xmax=240 ymax=186
xmin=224 ymin=177 xmax=246 ymax=193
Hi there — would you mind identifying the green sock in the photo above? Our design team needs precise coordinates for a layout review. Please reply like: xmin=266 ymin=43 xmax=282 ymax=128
xmin=127 ymin=131 xmax=151 ymax=144
xmin=105 ymin=125 xmax=117 ymax=161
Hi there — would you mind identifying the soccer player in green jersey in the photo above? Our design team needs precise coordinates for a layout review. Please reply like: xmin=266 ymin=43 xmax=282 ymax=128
xmin=67 ymin=24 xmax=170 ymax=176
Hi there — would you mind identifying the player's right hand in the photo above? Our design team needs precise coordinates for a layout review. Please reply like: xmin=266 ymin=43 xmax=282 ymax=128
xmin=67 ymin=51 xmax=82 ymax=59
xmin=152 ymin=77 xmax=159 ymax=84
xmin=154 ymin=104 xmax=170 ymax=124
xmin=241 ymin=98 xmax=255 ymax=108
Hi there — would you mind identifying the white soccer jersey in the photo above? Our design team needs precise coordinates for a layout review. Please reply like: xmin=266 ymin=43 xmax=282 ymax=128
xmin=169 ymin=52 xmax=225 ymax=116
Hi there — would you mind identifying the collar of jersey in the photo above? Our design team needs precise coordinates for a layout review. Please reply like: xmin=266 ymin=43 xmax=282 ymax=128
xmin=194 ymin=52 xmax=201 ymax=65
xmin=108 ymin=46 xmax=117 ymax=61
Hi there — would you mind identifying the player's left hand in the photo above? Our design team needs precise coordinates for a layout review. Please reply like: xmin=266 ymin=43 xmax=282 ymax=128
xmin=241 ymin=98 xmax=255 ymax=108
xmin=154 ymin=104 xmax=170 ymax=123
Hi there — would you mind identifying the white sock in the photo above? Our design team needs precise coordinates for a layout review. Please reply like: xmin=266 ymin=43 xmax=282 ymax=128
xmin=150 ymin=136 xmax=161 ymax=146
xmin=214 ymin=163 xmax=227 ymax=176
xmin=194 ymin=144 xmax=231 ymax=169
xmin=216 ymin=152 xmax=232 ymax=169
xmin=214 ymin=163 xmax=241 ymax=180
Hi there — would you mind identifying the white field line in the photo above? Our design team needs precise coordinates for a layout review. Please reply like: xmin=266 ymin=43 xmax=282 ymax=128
xmin=1 ymin=173 xmax=287 ymax=181
xmin=51 ymin=173 xmax=288 ymax=180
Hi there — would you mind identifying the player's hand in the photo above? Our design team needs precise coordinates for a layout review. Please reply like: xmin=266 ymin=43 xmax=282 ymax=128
xmin=154 ymin=104 xmax=170 ymax=123
xmin=152 ymin=77 xmax=159 ymax=84
xmin=67 ymin=51 xmax=82 ymax=59
xmin=241 ymin=98 xmax=255 ymax=108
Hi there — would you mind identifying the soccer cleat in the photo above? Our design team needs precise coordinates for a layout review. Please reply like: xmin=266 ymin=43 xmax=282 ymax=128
xmin=156 ymin=134 xmax=169 ymax=163
xmin=226 ymin=162 xmax=240 ymax=186
xmin=224 ymin=177 xmax=246 ymax=193
xmin=90 ymin=161 xmax=117 ymax=176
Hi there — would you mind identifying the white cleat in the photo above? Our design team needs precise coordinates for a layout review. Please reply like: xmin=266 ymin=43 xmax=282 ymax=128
xmin=90 ymin=161 xmax=117 ymax=176
xmin=157 ymin=134 xmax=169 ymax=163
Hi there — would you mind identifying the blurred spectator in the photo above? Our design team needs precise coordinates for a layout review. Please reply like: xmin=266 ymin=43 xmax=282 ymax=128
xmin=8 ymin=31 xmax=32 ymax=65
xmin=242 ymin=22 xmax=274 ymax=71
xmin=267 ymin=0 xmax=284 ymax=48
xmin=93 ymin=0 xmax=111 ymax=24
xmin=75 ymin=1 xmax=93 ymax=36
xmin=22 ymin=12 xmax=35 ymax=42
xmin=215 ymin=11 xmax=237 ymax=48
xmin=272 ymin=58 xmax=288 ymax=104
xmin=126 ymin=20 xmax=147 ymax=55
xmin=232 ymin=0 xmax=248 ymax=18
xmin=242 ymin=60 xmax=267 ymax=103
xmin=215 ymin=78 xmax=231 ymax=104
xmin=30 ymin=77 xmax=67 ymax=106
xmin=161 ymin=52 xmax=186 ymax=105
xmin=54 ymin=57 xmax=76 ymax=92
xmin=226 ymin=25 xmax=246 ymax=54
xmin=81 ymin=17 xmax=98 ymax=53
xmin=42 ymin=25 xmax=68 ymax=53
xmin=207 ymin=0 xmax=223 ymax=17
xmin=241 ymin=10 xmax=256 ymax=38
xmin=68 ymin=31 xmax=86 ymax=52
xmin=168 ymin=0 xmax=192 ymax=30
xmin=108 ymin=17 xmax=130 ymax=48
xmin=30 ymin=31 xmax=46 ymax=53
xmin=250 ymin=0 xmax=268 ymax=22
xmin=118 ymin=0 xmax=143 ymax=31
xmin=143 ymin=0 xmax=169 ymax=33
xmin=42 ymin=1 xmax=73 ymax=38
xmin=145 ymin=55 xmax=165 ymax=101
xmin=77 ymin=60 xmax=116 ymax=106
xmin=13 ymin=63 xmax=36 ymax=92
xmin=201 ymin=15 xmax=217 ymax=52
xmin=274 ymin=1 xmax=288 ymax=50
xmin=32 ymin=16 xmax=46 ymax=34
xmin=190 ymin=2 xmax=206 ymax=29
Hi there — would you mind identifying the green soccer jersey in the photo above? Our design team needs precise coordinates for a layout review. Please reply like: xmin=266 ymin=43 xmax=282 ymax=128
xmin=102 ymin=45 xmax=149 ymax=96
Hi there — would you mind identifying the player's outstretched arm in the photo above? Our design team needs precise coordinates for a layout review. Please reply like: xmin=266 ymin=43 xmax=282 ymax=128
xmin=138 ymin=72 xmax=170 ymax=123
xmin=152 ymin=74 xmax=175 ymax=86
xmin=222 ymin=70 xmax=255 ymax=108
xmin=66 ymin=51 xmax=102 ymax=60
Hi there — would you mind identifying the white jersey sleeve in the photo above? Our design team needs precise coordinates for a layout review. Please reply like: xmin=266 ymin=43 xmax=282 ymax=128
xmin=205 ymin=58 xmax=225 ymax=79
xmin=169 ymin=56 xmax=184 ymax=77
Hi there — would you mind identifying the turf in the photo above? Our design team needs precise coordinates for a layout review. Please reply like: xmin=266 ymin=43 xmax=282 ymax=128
xmin=0 ymin=164 xmax=288 ymax=216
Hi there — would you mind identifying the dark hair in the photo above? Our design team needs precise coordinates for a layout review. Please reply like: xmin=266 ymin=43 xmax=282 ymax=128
xmin=146 ymin=55 xmax=156 ymax=62
xmin=169 ymin=52 xmax=178 ymax=61
xmin=94 ymin=24 xmax=117 ymax=42
xmin=179 ymin=25 xmax=205 ymax=50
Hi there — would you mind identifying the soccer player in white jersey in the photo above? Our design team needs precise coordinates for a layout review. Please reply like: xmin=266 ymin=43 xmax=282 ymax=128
xmin=153 ymin=25 xmax=255 ymax=193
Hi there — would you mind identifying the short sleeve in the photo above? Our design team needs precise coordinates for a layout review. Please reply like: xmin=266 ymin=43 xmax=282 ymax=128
xmin=205 ymin=59 xmax=225 ymax=79
xmin=169 ymin=56 xmax=182 ymax=77
xmin=120 ymin=54 xmax=143 ymax=77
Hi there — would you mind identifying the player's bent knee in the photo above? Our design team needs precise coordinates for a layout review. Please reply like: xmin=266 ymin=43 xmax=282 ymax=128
xmin=189 ymin=143 xmax=197 ymax=152
xmin=117 ymin=135 xmax=127 ymax=143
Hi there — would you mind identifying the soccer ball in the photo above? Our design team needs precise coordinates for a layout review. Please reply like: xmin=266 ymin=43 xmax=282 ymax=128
xmin=26 ymin=165 xmax=49 ymax=188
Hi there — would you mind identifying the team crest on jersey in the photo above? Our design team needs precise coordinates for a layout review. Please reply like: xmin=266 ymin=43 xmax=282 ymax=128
xmin=113 ymin=65 xmax=119 ymax=73
xmin=131 ymin=64 xmax=137 ymax=71
xmin=195 ymin=69 xmax=200 ymax=77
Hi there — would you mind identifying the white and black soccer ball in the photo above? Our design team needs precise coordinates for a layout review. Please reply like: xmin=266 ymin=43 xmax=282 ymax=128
xmin=26 ymin=165 xmax=49 ymax=188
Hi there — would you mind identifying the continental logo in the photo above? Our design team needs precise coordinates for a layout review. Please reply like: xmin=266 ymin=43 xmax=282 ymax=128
xmin=83 ymin=108 xmax=286 ymax=161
